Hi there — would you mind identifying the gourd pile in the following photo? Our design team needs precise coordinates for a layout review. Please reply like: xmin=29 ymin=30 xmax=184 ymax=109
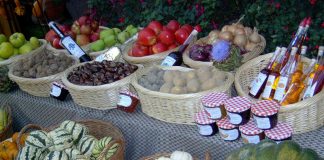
xmin=17 ymin=120 xmax=120 ymax=160
xmin=139 ymin=66 xmax=227 ymax=94
xmin=12 ymin=52 xmax=74 ymax=78
xmin=156 ymin=151 xmax=193 ymax=160
xmin=0 ymin=66 xmax=15 ymax=92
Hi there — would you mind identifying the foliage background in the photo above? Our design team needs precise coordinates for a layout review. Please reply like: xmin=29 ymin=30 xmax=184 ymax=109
xmin=87 ymin=0 xmax=324 ymax=57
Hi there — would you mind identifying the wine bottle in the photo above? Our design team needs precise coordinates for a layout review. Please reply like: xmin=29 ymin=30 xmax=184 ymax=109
xmin=303 ymin=58 xmax=324 ymax=99
xmin=48 ymin=21 xmax=92 ymax=62
xmin=161 ymin=29 xmax=198 ymax=66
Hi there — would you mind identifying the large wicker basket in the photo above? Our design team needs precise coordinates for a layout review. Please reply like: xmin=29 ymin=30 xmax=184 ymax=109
xmin=8 ymin=49 xmax=78 ymax=97
xmin=61 ymin=60 xmax=142 ymax=110
xmin=183 ymin=35 xmax=266 ymax=69
xmin=132 ymin=66 xmax=234 ymax=125
xmin=235 ymin=53 xmax=324 ymax=134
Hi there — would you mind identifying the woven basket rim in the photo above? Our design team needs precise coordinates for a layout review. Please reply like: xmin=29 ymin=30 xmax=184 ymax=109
xmin=132 ymin=65 xmax=234 ymax=99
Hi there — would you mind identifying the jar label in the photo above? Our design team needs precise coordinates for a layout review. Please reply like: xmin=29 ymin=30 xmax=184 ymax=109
xmin=61 ymin=36 xmax=85 ymax=58
xmin=204 ymin=107 xmax=221 ymax=119
xmin=273 ymin=76 xmax=288 ymax=101
xmin=254 ymin=116 xmax=271 ymax=129
xmin=242 ymin=134 xmax=261 ymax=144
xmin=117 ymin=94 xmax=132 ymax=107
xmin=50 ymin=85 xmax=62 ymax=97
xmin=227 ymin=112 xmax=242 ymax=125
xmin=197 ymin=124 xmax=213 ymax=136
xmin=262 ymin=75 xmax=276 ymax=99
xmin=219 ymin=128 xmax=239 ymax=141
xmin=161 ymin=56 xmax=176 ymax=66
xmin=249 ymin=72 xmax=268 ymax=96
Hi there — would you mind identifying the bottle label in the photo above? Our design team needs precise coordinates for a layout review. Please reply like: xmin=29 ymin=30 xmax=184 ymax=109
xmin=197 ymin=124 xmax=213 ymax=136
xmin=262 ymin=75 xmax=276 ymax=99
xmin=61 ymin=36 xmax=86 ymax=58
xmin=227 ymin=112 xmax=242 ymax=125
xmin=307 ymin=78 xmax=313 ymax=86
xmin=50 ymin=85 xmax=62 ymax=97
xmin=303 ymin=84 xmax=314 ymax=100
xmin=219 ymin=128 xmax=239 ymax=141
xmin=117 ymin=94 xmax=132 ymax=107
xmin=161 ymin=56 xmax=176 ymax=66
xmin=204 ymin=107 xmax=221 ymax=119
xmin=242 ymin=134 xmax=261 ymax=144
xmin=249 ymin=72 xmax=268 ymax=96
xmin=254 ymin=116 xmax=271 ymax=129
xmin=273 ymin=76 xmax=288 ymax=101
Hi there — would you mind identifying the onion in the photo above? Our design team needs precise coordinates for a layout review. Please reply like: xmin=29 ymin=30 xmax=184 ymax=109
xmin=219 ymin=31 xmax=234 ymax=42
xmin=233 ymin=23 xmax=244 ymax=29
xmin=234 ymin=34 xmax=247 ymax=47
xmin=244 ymin=27 xmax=253 ymax=36
xmin=227 ymin=25 xmax=237 ymax=34
xmin=221 ymin=25 xmax=230 ymax=32
xmin=245 ymin=41 xmax=257 ymax=51
xmin=234 ymin=28 xmax=245 ymax=35
xmin=249 ymin=27 xmax=261 ymax=43
xmin=208 ymin=30 xmax=220 ymax=44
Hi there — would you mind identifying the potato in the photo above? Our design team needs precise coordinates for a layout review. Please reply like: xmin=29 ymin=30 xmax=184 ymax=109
xmin=212 ymin=74 xmax=226 ymax=86
xmin=170 ymin=86 xmax=184 ymax=94
xmin=186 ymin=71 xmax=196 ymax=80
xmin=201 ymin=78 xmax=217 ymax=91
xmin=187 ymin=78 xmax=200 ymax=93
xmin=160 ymin=83 xmax=173 ymax=93
xmin=173 ymin=76 xmax=186 ymax=87
xmin=213 ymin=70 xmax=226 ymax=81
xmin=198 ymin=73 xmax=211 ymax=83
xmin=163 ymin=71 xmax=174 ymax=82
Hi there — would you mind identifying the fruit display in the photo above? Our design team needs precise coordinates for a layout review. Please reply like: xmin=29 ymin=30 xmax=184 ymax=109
xmin=67 ymin=61 xmax=138 ymax=86
xmin=0 ymin=33 xmax=42 ymax=61
xmin=156 ymin=151 xmax=193 ymax=160
xmin=128 ymin=20 xmax=195 ymax=57
xmin=90 ymin=25 xmax=139 ymax=52
xmin=11 ymin=51 xmax=75 ymax=78
xmin=17 ymin=120 xmax=121 ymax=160
xmin=0 ymin=132 xmax=28 ymax=160
xmin=226 ymin=139 xmax=321 ymax=160
xmin=138 ymin=66 xmax=227 ymax=94
xmin=0 ymin=66 xmax=15 ymax=93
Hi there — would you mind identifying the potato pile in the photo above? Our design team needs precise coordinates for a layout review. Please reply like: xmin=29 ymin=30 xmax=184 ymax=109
xmin=12 ymin=52 xmax=74 ymax=78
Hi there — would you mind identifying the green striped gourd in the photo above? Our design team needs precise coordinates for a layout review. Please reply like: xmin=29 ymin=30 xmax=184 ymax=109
xmin=48 ymin=128 xmax=74 ymax=151
xmin=64 ymin=148 xmax=82 ymax=160
xmin=25 ymin=130 xmax=53 ymax=149
xmin=44 ymin=151 xmax=69 ymax=160
xmin=77 ymin=135 xmax=97 ymax=157
xmin=92 ymin=136 xmax=113 ymax=158
xmin=60 ymin=120 xmax=88 ymax=144
xmin=17 ymin=146 xmax=44 ymax=160
xmin=105 ymin=143 xmax=120 ymax=160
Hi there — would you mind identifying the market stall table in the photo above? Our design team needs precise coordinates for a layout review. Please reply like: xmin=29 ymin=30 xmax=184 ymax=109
xmin=0 ymin=89 xmax=324 ymax=159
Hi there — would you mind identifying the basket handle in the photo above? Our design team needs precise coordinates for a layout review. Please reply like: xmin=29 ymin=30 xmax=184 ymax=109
xmin=98 ymin=139 xmax=123 ymax=160
xmin=17 ymin=124 xmax=43 ymax=150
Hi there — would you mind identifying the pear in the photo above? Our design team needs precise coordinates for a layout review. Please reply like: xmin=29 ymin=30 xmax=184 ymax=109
xmin=100 ymin=29 xmax=114 ymax=39
xmin=112 ymin=28 xmax=121 ymax=35
xmin=104 ymin=35 xmax=117 ymax=47
xmin=90 ymin=40 xmax=105 ymax=52
xmin=117 ymin=31 xmax=130 ymax=44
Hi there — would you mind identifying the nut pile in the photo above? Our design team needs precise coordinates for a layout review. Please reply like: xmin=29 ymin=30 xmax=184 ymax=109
xmin=138 ymin=67 xmax=165 ymax=91
xmin=68 ymin=60 xmax=138 ymax=86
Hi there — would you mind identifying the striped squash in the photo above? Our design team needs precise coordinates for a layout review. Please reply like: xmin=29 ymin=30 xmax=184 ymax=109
xmin=105 ymin=143 xmax=120 ymax=160
xmin=17 ymin=146 xmax=44 ymax=160
xmin=44 ymin=151 xmax=69 ymax=160
xmin=77 ymin=135 xmax=97 ymax=157
xmin=60 ymin=120 xmax=88 ymax=144
xmin=25 ymin=130 xmax=53 ymax=149
xmin=48 ymin=128 xmax=74 ymax=151
xmin=64 ymin=148 xmax=82 ymax=160
xmin=92 ymin=136 xmax=113 ymax=158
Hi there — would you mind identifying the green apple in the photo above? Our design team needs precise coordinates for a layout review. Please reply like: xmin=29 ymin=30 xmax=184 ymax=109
xmin=0 ymin=34 xmax=7 ymax=45
xmin=9 ymin=33 xmax=26 ymax=48
xmin=112 ymin=28 xmax=121 ymax=35
xmin=0 ymin=42 xmax=14 ymax=59
xmin=103 ymin=35 xmax=117 ymax=47
xmin=129 ymin=27 xmax=139 ymax=36
xmin=125 ymin=25 xmax=135 ymax=32
xmin=13 ymin=48 xmax=19 ymax=55
xmin=90 ymin=39 xmax=105 ymax=52
xmin=117 ymin=31 xmax=130 ymax=44
xmin=100 ymin=29 xmax=114 ymax=39
xmin=0 ymin=57 xmax=4 ymax=61
xmin=19 ymin=43 xmax=33 ymax=54
xmin=29 ymin=37 xmax=40 ymax=49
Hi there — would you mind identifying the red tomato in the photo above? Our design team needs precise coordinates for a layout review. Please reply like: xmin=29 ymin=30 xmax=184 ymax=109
xmin=147 ymin=20 xmax=163 ymax=35
xmin=158 ymin=30 xmax=175 ymax=45
xmin=137 ymin=28 xmax=157 ymax=46
xmin=168 ymin=44 xmax=178 ymax=50
xmin=152 ymin=42 xmax=168 ymax=54
xmin=167 ymin=20 xmax=181 ymax=33
xmin=175 ymin=28 xmax=189 ymax=44
xmin=131 ymin=45 xmax=149 ymax=57
xmin=194 ymin=25 xmax=202 ymax=32
xmin=181 ymin=24 xmax=193 ymax=33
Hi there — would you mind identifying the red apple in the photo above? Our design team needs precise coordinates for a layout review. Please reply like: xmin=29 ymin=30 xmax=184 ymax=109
xmin=90 ymin=32 xmax=100 ymax=42
xmin=167 ymin=20 xmax=181 ymax=33
xmin=175 ymin=28 xmax=189 ymax=44
xmin=45 ymin=30 xmax=59 ymax=43
xmin=65 ymin=31 xmax=76 ymax=40
xmin=80 ymin=25 xmax=92 ymax=35
xmin=152 ymin=42 xmax=168 ymax=54
xmin=76 ymin=34 xmax=90 ymax=46
xmin=168 ymin=44 xmax=178 ymax=50
xmin=158 ymin=30 xmax=175 ymax=45
xmin=131 ymin=44 xmax=149 ymax=57
xmin=147 ymin=20 xmax=163 ymax=35
xmin=78 ymin=16 xmax=89 ymax=26
xmin=59 ymin=24 xmax=71 ymax=33
xmin=52 ymin=38 xmax=63 ymax=49
xmin=181 ymin=24 xmax=193 ymax=33
xmin=137 ymin=28 xmax=157 ymax=46
xmin=91 ymin=20 xmax=99 ymax=31
xmin=71 ymin=23 xmax=81 ymax=35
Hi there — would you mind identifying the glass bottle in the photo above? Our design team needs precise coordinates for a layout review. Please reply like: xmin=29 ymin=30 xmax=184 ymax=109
xmin=248 ymin=47 xmax=281 ymax=98
xmin=290 ymin=46 xmax=307 ymax=84
xmin=306 ymin=46 xmax=324 ymax=86
xmin=302 ymin=58 xmax=324 ymax=99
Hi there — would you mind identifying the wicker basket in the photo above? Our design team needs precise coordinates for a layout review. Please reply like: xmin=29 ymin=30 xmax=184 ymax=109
xmin=0 ymin=104 xmax=13 ymax=142
xmin=8 ymin=49 xmax=78 ymax=97
xmin=61 ymin=60 xmax=142 ymax=110
xmin=0 ymin=39 xmax=47 ymax=67
xmin=132 ymin=66 xmax=234 ymax=125
xmin=183 ymin=35 xmax=266 ymax=69
xmin=234 ymin=53 xmax=324 ymax=134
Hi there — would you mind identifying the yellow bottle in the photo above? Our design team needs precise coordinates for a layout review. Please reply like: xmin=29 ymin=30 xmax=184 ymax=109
xmin=306 ymin=46 xmax=323 ymax=86
xmin=290 ymin=46 xmax=307 ymax=84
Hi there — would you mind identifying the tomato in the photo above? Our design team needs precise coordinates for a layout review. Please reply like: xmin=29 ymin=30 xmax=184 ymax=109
xmin=175 ymin=28 xmax=189 ymax=44
xmin=168 ymin=44 xmax=178 ymax=50
xmin=147 ymin=20 xmax=163 ymax=35
xmin=152 ymin=42 xmax=168 ymax=54
xmin=137 ymin=28 xmax=157 ymax=46
xmin=158 ymin=30 xmax=175 ymax=45
xmin=131 ymin=44 xmax=149 ymax=57
xmin=181 ymin=24 xmax=193 ymax=33
xmin=167 ymin=20 xmax=181 ymax=33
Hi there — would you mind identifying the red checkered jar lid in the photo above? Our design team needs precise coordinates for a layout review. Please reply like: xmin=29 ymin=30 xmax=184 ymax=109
xmin=195 ymin=110 xmax=216 ymax=125
xmin=225 ymin=96 xmax=252 ymax=113
xmin=239 ymin=119 xmax=263 ymax=135
xmin=201 ymin=92 xmax=229 ymax=108
xmin=265 ymin=122 xmax=293 ymax=140
xmin=251 ymin=100 xmax=279 ymax=116
xmin=120 ymin=89 xmax=138 ymax=99
xmin=217 ymin=118 xmax=236 ymax=130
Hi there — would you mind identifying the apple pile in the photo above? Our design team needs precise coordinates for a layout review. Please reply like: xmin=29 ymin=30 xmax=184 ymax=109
xmin=128 ymin=20 xmax=195 ymax=57
xmin=45 ymin=16 xmax=100 ymax=49
xmin=90 ymin=25 xmax=139 ymax=52
xmin=0 ymin=33 xmax=41 ymax=61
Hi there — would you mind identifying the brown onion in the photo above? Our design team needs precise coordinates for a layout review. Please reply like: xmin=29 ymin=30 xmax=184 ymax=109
xmin=228 ymin=25 xmax=237 ymax=34
xmin=234 ymin=34 xmax=247 ymax=47
xmin=208 ymin=30 xmax=220 ymax=43
xmin=219 ymin=31 xmax=234 ymax=41
xmin=235 ymin=28 xmax=246 ymax=35
xmin=245 ymin=41 xmax=257 ymax=51
xmin=249 ymin=27 xmax=261 ymax=43
xmin=244 ymin=27 xmax=253 ymax=36
xmin=235 ymin=23 xmax=245 ymax=29
xmin=221 ymin=25 xmax=230 ymax=32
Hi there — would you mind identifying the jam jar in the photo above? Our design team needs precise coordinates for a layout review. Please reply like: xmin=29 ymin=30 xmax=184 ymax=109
xmin=224 ymin=96 xmax=252 ymax=126
xmin=194 ymin=110 xmax=218 ymax=137
xmin=117 ymin=90 xmax=139 ymax=113
xmin=217 ymin=118 xmax=240 ymax=141
xmin=50 ymin=81 xmax=69 ymax=101
xmin=201 ymin=92 xmax=229 ymax=120
xmin=239 ymin=119 xmax=265 ymax=144
xmin=265 ymin=122 xmax=293 ymax=143
xmin=251 ymin=100 xmax=279 ymax=130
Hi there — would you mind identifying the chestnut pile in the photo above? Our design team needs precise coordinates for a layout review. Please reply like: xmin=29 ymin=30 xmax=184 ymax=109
xmin=68 ymin=60 xmax=138 ymax=86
